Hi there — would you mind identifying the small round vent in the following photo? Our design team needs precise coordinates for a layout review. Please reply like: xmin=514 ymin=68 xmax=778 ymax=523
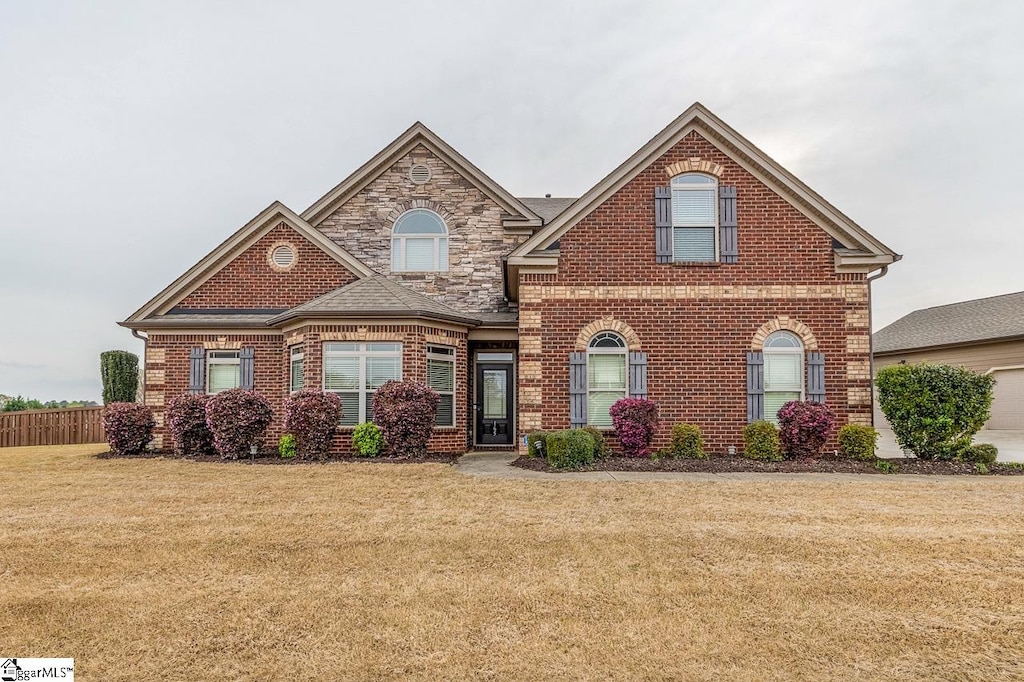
xmin=409 ymin=164 xmax=431 ymax=184
xmin=269 ymin=244 xmax=296 ymax=270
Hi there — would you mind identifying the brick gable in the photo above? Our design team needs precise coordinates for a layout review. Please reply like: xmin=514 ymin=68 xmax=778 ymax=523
xmin=557 ymin=131 xmax=842 ymax=286
xmin=176 ymin=222 xmax=360 ymax=310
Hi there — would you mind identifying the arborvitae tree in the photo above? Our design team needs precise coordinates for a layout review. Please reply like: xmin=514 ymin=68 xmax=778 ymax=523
xmin=100 ymin=350 xmax=139 ymax=405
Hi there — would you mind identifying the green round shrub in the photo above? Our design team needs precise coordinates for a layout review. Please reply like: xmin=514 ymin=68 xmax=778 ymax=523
xmin=743 ymin=420 xmax=781 ymax=461
xmin=838 ymin=424 xmax=878 ymax=462
xmin=581 ymin=426 xmax=609 ymax=458
xmin=669 ymin=423 xmax=706 ymax=459
xmin=961 ymin=443 xmax=998 ymax=466
xmin=546 ymin=429 xmax=596 ymax=469
xmin=278 ymin=433 xmax=297 ymax=459
xmin=876 ymin=363 xmax=995 ymax=460
xmin=352 ymin=422 xmax=383 ymax=457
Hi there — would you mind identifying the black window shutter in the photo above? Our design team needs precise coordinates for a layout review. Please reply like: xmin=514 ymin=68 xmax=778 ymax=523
xmin=240 ymin=348 xmax=255 ymax=390
xmin=807 ymin=352 xmax=825 ymax=403
xmin=188 ymin=347 xmax=205 ymax=394
xmin=719 ymin=185 xmax=738 ymax=263
xmin=629 ymin=352 xmax=648 ymax=399
xmin=746 ymin=351 xmax=764 ymax=422
xmin=655 ymin=186 xmax=673 ymax=263
xmin=569 ymin=352 xmax=587 ymax=428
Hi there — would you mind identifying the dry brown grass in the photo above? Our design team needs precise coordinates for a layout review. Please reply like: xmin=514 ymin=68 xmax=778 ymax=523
xmin=2 ymin=444 xmax=1024 ymax=680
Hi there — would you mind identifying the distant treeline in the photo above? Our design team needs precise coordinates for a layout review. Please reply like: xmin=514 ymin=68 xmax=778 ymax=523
xmin=0 ymin=395 xmax=100 ymax=412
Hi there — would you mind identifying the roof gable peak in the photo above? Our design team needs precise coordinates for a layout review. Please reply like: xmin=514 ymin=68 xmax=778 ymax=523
xmin=301 ymin=122 xmax=541 ymax=228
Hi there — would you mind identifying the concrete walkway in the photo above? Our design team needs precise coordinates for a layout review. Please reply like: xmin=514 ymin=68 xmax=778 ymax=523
xmin=454 ymin=451 xmax=1003 ymax=483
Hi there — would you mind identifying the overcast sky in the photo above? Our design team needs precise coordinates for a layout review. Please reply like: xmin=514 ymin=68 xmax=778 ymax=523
xmin=1 ymin=1 xmax=1022 ymax=402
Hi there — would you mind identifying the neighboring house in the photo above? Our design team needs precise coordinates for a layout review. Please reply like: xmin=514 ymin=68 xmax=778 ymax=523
xmin=874 ymin=291 xmax=1024 ymax=429
xmin=121 ymin=103 xmax=899 ymax=453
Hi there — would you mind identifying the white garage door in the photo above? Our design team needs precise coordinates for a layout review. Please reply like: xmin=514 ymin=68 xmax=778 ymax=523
xmin=989 ymin=368 xmax=1024 ymax=430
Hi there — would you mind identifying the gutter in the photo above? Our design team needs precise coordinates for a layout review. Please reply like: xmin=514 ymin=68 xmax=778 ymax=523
xmin=866 ymin=265 xmax=889 ymax=427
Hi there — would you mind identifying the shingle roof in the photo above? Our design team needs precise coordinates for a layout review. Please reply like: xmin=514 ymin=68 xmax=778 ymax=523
xmin=873 ymin=290 xmax=1024 ymax=354
xmin=267 ymin=275 xmax=481 ymax=326
xmin=517 ymin=197 xmax=577 ymax=223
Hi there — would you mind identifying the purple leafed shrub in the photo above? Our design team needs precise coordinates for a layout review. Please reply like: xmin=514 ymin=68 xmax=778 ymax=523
xmin=205 ymin=389 xmax=273 ymax=459
xmin=372 ymin=380 xmax=440 ymax=457
xmin=777 ymin=400 xmax=835 ymax=459
xmin=166 ymin=393 xmax=213 ymax=456
xmin=102 ymin=402 xmax=155 ymax=456
xmin=609 ymin=398 xmax=659 ymax=458
xmin=284 ymin=389 xmax=342 ymax=459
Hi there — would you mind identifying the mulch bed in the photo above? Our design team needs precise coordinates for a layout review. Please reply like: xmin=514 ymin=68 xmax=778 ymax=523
xmin=94 ymin=450 xmax=458 ymax=465
xmin=512 ymin=455 xmax=1024 ymax=476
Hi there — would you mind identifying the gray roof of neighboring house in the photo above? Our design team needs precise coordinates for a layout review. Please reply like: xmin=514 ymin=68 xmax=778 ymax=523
xmin=268 ymin=275 xmax=482 ymax=326
xmin=874 ymin=290 xmax=1024 ymax=354
xmin=517 ymin=197 xmax=577 ymax=223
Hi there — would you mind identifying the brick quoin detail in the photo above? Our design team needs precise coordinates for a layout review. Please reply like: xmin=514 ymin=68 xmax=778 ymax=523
xmin=516 ymin=129 xmax=872 ymax=455
xmin=145 ymin=324 xmax=471 ymax=455
xmin=176 ymin=222 xmax=358 ymax=309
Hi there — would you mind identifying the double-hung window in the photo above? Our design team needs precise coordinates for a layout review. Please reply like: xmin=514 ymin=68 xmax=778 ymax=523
xmin=426 ymin=345 xmax=456 ymax=427
xmin=587 ymin=332 xmax=627 ymax=428
xmin=763 ymin=331 xmax=804 ymax=422
xmin=391 ymin=209 xmax=449 ymax=272
xmin=206 ymin=351 xmax=240 ymax=393
xmin=671 ymin=173 xmax=717 ymax=262
xmin=289 ymin=345 xmax=304 ymax=392
xmin=323 ymin=343 xmax=402 ymax=426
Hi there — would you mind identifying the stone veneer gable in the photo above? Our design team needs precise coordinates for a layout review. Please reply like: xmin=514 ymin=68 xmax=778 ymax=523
xmin=317 ymin=145 xmax=529 ymax=314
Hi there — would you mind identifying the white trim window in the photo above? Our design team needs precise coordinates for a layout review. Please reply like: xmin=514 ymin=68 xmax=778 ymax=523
xmin=587 ymin=332 xmax=627 ymax=428
xmin=763 ymin=331 xmax=804 ymax=422
xmin=391 ymin=209 xmax=449 ymax=272
xmin=289 ymin=345 xmax=304 ymax=393
xmin=207 ymin=351 xmax=240 ymax=394
xmin=671 ymin=173 xmax=718 ymax=262
xmin=426 ymin=345 xmax=456 ymax=427
xmin=323 ymin=342 xmax=402 ymax=426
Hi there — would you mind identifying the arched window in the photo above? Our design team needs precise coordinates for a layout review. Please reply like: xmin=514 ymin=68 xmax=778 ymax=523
xmin=670 ymin=173 xmax=717 ymax=262
xmin=763 ymin=331 xmax=803 ymax=422
xmin=391 ymin=209 xmax=448 ymax=272
xmin=587 ymin=332 xmax=627 ymax=427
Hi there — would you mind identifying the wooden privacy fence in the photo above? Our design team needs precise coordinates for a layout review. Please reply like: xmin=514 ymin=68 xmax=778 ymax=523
xmin=0 ymin=406 xmax=106 ymax=448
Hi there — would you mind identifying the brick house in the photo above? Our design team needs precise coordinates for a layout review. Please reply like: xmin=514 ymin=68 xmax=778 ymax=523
xmin=121 ymin=103 xmax=899 ymax=454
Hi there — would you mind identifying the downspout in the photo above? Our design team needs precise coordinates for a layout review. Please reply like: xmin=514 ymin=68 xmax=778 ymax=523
xmin=865 ymin=266 xmax=889 ymax=426
xmin=132 ymin=329 xmax=148 ymax=404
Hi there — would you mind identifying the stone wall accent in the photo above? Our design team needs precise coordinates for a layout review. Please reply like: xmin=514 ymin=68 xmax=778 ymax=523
xmin=318 ymin=145 xmax=529 ymax=314
xmin=146 ymin=348 xmax=166 ymax=364
xmin=664 ymin=157 xmax=724 ymax=177
xmin=575 ymin=318 xmax=642 ymax=350
xmin=750 ymin=317 xmax=819 ymax=351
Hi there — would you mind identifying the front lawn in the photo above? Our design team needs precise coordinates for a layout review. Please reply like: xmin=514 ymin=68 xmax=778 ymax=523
xmin=2 ymin=444 xmax=1024 ymax=680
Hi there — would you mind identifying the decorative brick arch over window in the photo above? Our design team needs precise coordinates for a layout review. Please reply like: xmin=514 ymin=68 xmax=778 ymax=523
xmin=664 ymin=157 xmax=724 ymax=178
xmin=575 ymin=318 xmax=641 ymax=351
xmin=750 ymin=317 xmax=819 ymax=351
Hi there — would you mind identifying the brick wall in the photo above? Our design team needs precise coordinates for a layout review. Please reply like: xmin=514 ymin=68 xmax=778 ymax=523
xmin=317 ymin=145 xmax=529 ymax=314
xmin=176 ymin=222 xmax=359 ymax=309
xmin=146 ymin=323 xmax=470 ymax=455
xmin=517 ymin=130 xmax=872 ymax=454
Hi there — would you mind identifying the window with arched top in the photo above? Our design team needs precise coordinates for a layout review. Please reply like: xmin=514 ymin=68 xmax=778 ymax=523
xmin=763 ymin=331 xmax=804 ymax=422
xmin=670 ymin=173 xmax=718 ymax=262
xmin=391 ymin=209 xmax=448 ymax=272
xmin=587 ymin=332 xmax=627 ymax=427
